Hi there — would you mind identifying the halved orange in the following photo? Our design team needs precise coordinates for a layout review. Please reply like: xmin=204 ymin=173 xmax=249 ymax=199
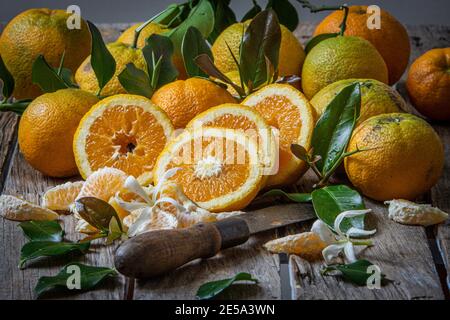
xmin=186 ymin=104 xmax=277 ymax=177
xmin=74 ymin=94 xmax=174 ymax=179
xmin=242 ymin=84 xmax=314 ymax=186
xmin=153 ymin=127 xmax=265 ymax=212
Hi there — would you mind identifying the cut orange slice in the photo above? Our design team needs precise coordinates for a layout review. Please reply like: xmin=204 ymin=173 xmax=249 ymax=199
xmin=42 ymin=181 xmax=84 ymax=211
xmin=154 ymin=127 xmax=265 ymax=212
xmin=242 ymin=84 xmax=314 ymax=186
xmin=186 ymin=104 xmax=277 ymax=177
xmin=74 ymin=94 xmax=174 ymax=179
xmin=76 ymin=167 xmax=127 ymax=202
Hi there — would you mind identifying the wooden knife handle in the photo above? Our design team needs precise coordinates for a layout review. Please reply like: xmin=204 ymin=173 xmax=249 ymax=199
xmin=114 ymin=218 xmax=250 ymax=279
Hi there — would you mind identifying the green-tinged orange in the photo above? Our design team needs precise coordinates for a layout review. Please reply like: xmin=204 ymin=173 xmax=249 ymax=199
xmin=75 ymin=42 xmax=146 ymax=96
xmin=311 ymin=79 xmax=406 ymax=124
xmin=301 ymin=36 xmax=388 ymax=99
xmin=345 ymin=113 xmax=444 ymax=201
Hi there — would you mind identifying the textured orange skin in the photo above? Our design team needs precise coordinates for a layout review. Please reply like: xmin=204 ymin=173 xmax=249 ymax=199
xmin=18 ymin=89 xmax=99 ymax=177
xmin=345 ymin=113 xmax=444 ymax=201
xmin=0 ymin=9 xmax=91 ymax=99
xmin=151 ymin=78 xmax=236 ymax=129
xmin=406 ymin=48 xmax=450 ymax=121
xmin=314 ymin=5 xmax=410 ymax=85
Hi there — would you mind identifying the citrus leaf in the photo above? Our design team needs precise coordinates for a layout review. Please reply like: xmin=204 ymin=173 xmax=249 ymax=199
xmin=305 ymin=33 xmax=339 ymax=54
xmin=0 ymin=99 xmax=31 ymax=115
xmin=242 ymin=0 xmax=262 ymax=21
xmin=167 ymin=0 xmax=215 ymax=57
xmin=0 ymin=54 xmax=14 ymax=100
xmin=20 ymin=241 xmax=90 ymax=268
xmin=267 ymin=0 xmax=299 ymax=31
xmin=35 ymin=263 xmax=116 ymax=298
xmin=322 ymin=259 xmax=387 ymax=286
xmin=74 ymin=197 xmax=122 ymax=232
xmin=311 ymin=83 xmax=361 ymax=174
xmin=87 ymin=21 xmax=116 ymax=95
xmin=240 ymin=9 xmax=281 ymax=89
xmin=196 ymin=272 xmax=258 ymax=300
xmin=182 ymin=26 xmax=213 ymax=78
xmin=31 ymin=55 xmax=69 ymax=93
xmin=19 ymin=221 xmax=63 ymax=242
xmin=118 ymin=63 xmax=153 ymax=98
xmin=143 ymin=34 xmax=178 ymax=89
xmin=194 ymin=54 xmax=246 ymax=97
xmin=311 ymin=185 xmax=365 ymax=233
xmin=208 ymin=0 xmax=237 ymax=43
xmin=261 ymin=189 xmax=312 ymax=202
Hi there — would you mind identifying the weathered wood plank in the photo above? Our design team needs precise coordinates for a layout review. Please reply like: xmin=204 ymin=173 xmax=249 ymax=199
xmin=0 ymin=113 xmax=18 ymax=191
xmin=0 ymin=147 xmax=126 ymax=300
xmin=431 ymin=125 xmax=450 ymax=291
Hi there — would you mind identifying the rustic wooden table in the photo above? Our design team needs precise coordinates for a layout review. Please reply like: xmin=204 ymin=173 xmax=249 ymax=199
xmin=0 ymin=23 xmax=449 ymax=300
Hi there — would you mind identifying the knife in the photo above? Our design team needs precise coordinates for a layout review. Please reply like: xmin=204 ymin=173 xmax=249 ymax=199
xmin=114 ymin=203 xmax=315 ymax=279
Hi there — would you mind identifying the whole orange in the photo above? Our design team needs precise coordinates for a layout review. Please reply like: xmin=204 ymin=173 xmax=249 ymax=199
xmin=406 ymin=48 xmax=450 ymax=121
xmin=151 ymin=78 xmax=236 ymax=129
xmin=314 ymin=5 xmax=410 ymax=85
xmin=18 ymin=89 xmax=99 ymax=177
xmin=0 ymin=9 xmax=91 ymax=99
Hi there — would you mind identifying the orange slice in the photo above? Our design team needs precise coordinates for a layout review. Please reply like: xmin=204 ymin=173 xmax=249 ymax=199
xmin=153 ymin=127 xmax=265 ymax=212
xmin=74 ymin=94 xmax=174 ymax=179
xmin=186 ymin=104 xmax=277 ymax=177
xmin=76 ymin=167 xmax=127 ymax=202
xmin=42 ymin=181 xmax=84 ymax=211
xmin=242 ymin=84 xmax=314 ymax=186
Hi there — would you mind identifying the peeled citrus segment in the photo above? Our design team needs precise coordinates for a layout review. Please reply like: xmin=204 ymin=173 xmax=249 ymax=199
xmin=186 ymin=104 xmax=277 ymax=176
xmin=242 ymin=84 xmax=314 ymax=186
xmin=74 ymin=94 xmax=174 ymax=179
xmin=0 ymin=195 xmax=59 ymax=221
xmin=263 ymin=232 xmax=327 ymax=261
xmin=41 ymin=181 xmax=84 ymax=211
xmin=154 ymin=127 xmax=265 ymax=212
xmin=76 ymin=167 xmax=128 ymax=202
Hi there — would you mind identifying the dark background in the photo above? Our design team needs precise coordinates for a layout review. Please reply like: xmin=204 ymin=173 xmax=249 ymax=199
xmin=1 ymin=0 xmax=450 ymax=25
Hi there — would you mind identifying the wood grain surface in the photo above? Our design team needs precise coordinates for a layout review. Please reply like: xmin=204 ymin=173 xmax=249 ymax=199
xmin=0 ymin=22 xmax=448 ymax=300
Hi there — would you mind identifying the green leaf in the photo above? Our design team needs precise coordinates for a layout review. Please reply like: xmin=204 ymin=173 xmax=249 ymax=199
xmin=19 ymin=221 xmax=63 ymax=242
xmin=31 ymin=55 xmax=69 ymax=93
xmin=196 ymin=272 xmax=258 ymax=300
xmin=87 ymin=21 xmax=116 ymax=95
xmin=242 ymin=0 xmax=262 ymax=21
xmin=0 ymin=54 xmax=14 ymax=100
xmin=182 ymin=26 xmax=213 ymax=78
xmin=55 ymin=67 xmax=77 ymax=88
xmin=311 ymin=83 xmax=361 ymax=174
xmin=267 ymin=0 xmax=299 ymax=31
xmin=311 ymin=185 xmax=365 ymax=233
xmin=0 ymin=99 xmax=31 ymax=115
xmin=153 ymin=4 xmax=188 ymax=28
xmin=34 ymin=263 xmax=117 ymax=298
xmin=20 ymin=241 xmax=90 ymax=268
xmin=194 ymin=54 xmax=246 ymax=97
xmin=143 ymin=34 xmax=179 ymax=89
xmin=322 ymin=260 xmax=387 ymax=286
xmin=74 ymin=197 xmax=122 ymax=233
xmin=106 ymin=216 xmax=126 ymax=245
xmin=208 ymin=0 xmax=237 ymax=43
xmin=118 ymin=63 xmax=153 ymax=98
xmin=261 ymin=189 xmax=311 ymax=202
xmin=305 ymin=33 xmax=339 ymax=54
xmin=240 ymin=9 xmax=281 ymax=89
xmin=167 ymin=0 xmax=215 ymax=57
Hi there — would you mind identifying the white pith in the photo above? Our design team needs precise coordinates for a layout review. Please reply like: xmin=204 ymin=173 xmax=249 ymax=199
xmin=194 ymin=155 xmax=223 ymax=179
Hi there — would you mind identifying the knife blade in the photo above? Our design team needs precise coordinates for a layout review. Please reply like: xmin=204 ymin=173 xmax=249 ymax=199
xmin=114 ymin=203 xmax=316 ymax=279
